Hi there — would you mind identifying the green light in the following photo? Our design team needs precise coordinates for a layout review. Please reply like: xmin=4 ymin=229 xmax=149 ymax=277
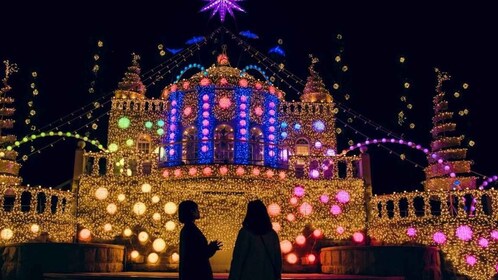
xmin=31 ymin=135 xmax=37 ymax=139
xmin=57 ymin=131 xmax=63 ymax=136
xmin=83 ymin=137 xmax=88 ymax=141
xmin=66 ymin=132 xmax=72 ymax=137
xmin=49 ymin=131 xmax=54 ymax=136
xmin=108 ymin=143 xmax=119 ymax=152
xmin=7 ymin=146 xmax=12 ymax=151
xmin=126 ymin=139 xmax=134 ymax=146
xmin=23 ymin=137 xmax=28 ymax=142
xmin=118 ymin=117 xmax=131 ymax=129
xmin=15 ymin=141 xmax=20 ymax=146
xmin=157 ymin=120 xmax=165 ymax=127
xmin=91 ymin=140 xmax=96 ymax=145
xmin=156 ymin=128 xmax=164 ymax=135
xmin=40 ymin=132 xmax=46 ymax=137
xmin=145 ymin=121 xmax=153 ymax=129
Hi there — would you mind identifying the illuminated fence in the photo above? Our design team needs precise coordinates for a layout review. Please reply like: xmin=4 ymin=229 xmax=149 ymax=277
xmin=280 ymin=102 xmax=335 ymax=115
xmin=0 ymin=185 xmax=75 ymax=244
xmin=111 ymin=99 xmax=168 ymax=112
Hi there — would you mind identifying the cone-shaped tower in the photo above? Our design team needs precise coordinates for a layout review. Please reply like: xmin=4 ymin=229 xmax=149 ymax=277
xmin=300 ymin=56 xmax=333 ymax=103
xmin=114 ymin=53 xmax=146 ymax=99
xmin=0 ymin=61 xmax=21 ymax=186
xmin=425 ymin=69 xmax=476 ymax=191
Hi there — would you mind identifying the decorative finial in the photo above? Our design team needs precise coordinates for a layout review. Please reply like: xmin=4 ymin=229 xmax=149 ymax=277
xmin=200 ymin=0 xmax=246 ymax=23
xmin=217 ymin=45 xmax=230 ymax=66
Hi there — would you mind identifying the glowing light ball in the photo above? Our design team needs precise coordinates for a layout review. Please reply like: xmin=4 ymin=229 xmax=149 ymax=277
xmin=320 ymin=195 xmax=329 ymax=203
xmin=153 ymin=238 xmax=166 ymax=252
xmin=95 ymin=187 xmax=109 ymax=200
xmin=174 ymin=169 xmax=181 ymax=177
xmin=314 ymin=141 xmax=322 ymax=149
xmin=183 ymin=106 xmax=192 ymax=116
xmin=239 ymin=78 xmax=249 ymax=87
xmin=79 ymin=229 xmax=91 ymax=241
xmin=200 ymin=78 xmax=210 ymax=86
xmin=307 ymin=254 xmax=316 ymax=263
xmin=478 ymin=237 xmax=489 ymax=248
xmin=133 ymin=202 xmax=147 ymax=215
xmin=219 ymin=97 xmax=232 ymax=109
xmin=219 ymin=166 xmax=228 ymax=175
xmin=313 ymin=229 xmax=323 ymax=238
xmin=280 ymin=240 xmax=292 ymax=254
xmin=219 ymin=78 xmax=228 ymax=85
xmin=108 ymin=143 xmax=118 ymax=152
xmin=337 ymin=226 xmax=345 ymax=234
xmin=456 ymin=225 xmax=473 ymax=241
xmin=266 ymin=170 xmax=275 ymax=178
xmin=236 ymin=167 xmax=245 ymax=176
xmin=281 ymin=132 xmax=288 ymax=138
xmin=269 ymin=110 xmax=276 ymax=116
xmin=165 ymin=221 xmax=176 ymax=231
xmin=153 ymin=213 xmax=161 ymax=221
xmin=145 ymin=121 xmax=153 ymax=129
xmin=202 ymin=119 xmax=209 ymax=126
xmin=330 ymin=205 xmax=342 ymax=215
xmin=106 ymin=203 xmax=117 ymax=214
xmin=286 ymin=253 xmax=298 ymax=264
xmin=255 ymin=82 xmax=262 ymax=89
xmin=104 ymin=224 xmax=112 ymax=232
xmin=118 ymin=117 xmax=131 ymax=129
xmin=294 ymin=186 xmax=305 ymax=197
xmin=279 ymin=171 xmax=286 ymax=179
xmin=353 ymin=232 xmax=364 ymax=243
xmin=164 ymin=202 xmax=177 ymax=215
xmin=126 ymin=139 xmax=134 ymax=146
xmin=118 ymin=194 xmax=126 ymax=202
xmin=254 ymin=106 xmax=264 ymax=116
xmin=203 ymin=111 xmax=210 ymax=118
xmin=268 ymin=203 xmax=281 ymax=216
xmin=239 ymin=120 xmax=247 ymax=126
xmin=336 ymin=190 xmax=351 ymax=203
xmin=169 ymin=150 xmax=176 ymax=157
xmin=272 ymin=222 xmax=281 ymax=232
xmin=201 ymin=145 xmax=209 ymax=152
xmin=310 ymin=169 xmax=319 ymax=178
xmin=287 ymin=214 xmax=295 ymax=222
xmin=296 ymin=235 xmax=306 ymax=245
xmin=269 ymin=150 xmax=275 ymax=157
xmin=290 ymin=197 xmax=298 ymax=205
xmin=172 ymin=253 xmax=180 ymax=262
xmin=407 ymin=227 xmax=417 ymax=237
xmin=203 ymin=167 xmax=213 ymax=175
xmin=202 ymin=103 xmax=210 ymax=110
xmin=130 ymin=250 xmax=139 ymax=259
xmin=183 ymin=81 xmax=190 ymax=89
xmin=240 ymin=128 xmax=247 ymax=135
xmin=240 ymin=103 xmax=247 ymax=110
xmin=268 ymin=134 xmax=275 ymax=141
xmin=148 ymin=253 xmax=159 ymax=264
xmin=313 ymin=120 xmax=325 ymax=132
xmin=171 ymin=85 xmax=178 ymax=93
xmin=157 ymin=120 xmax=165 ymax=127
xmin=269 ymin=126 xmax=275 ymax=132
xmin=466 ymin=255 xmax=477 ymax=266
xmin=252 ymin=168 xmax=260 ymax=176
xmin=0 ymin=229 xmax=13 ymax=240
xmin=152 ymin=196 xmax=160 ymax=203
xmin=138 ymin=231 xmax=149 ymax=243
xmin=294 ymin=123 xmax=301 ymax=130
xmin=141 ymin=183 xmax=152 ymax=193
xmin=188 ymin=167 xmax=197 ymax=176
xmin=490 ymin=230 xmax=498 ymax=240
xmin=433 ymin=232 xmax=446 ymax=244
xmin=123 ymin=228 xmax=132 ymax=237
xmin=299 ymin=202 xmax=312 ymax=216
xmin=30 ymin=224 xmax=40 ymax=234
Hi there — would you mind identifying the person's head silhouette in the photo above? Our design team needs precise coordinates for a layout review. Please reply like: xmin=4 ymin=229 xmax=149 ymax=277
xmin=243 ymin=199 xmax=272 ymax=235
xmin=178 ymin=200 xmax=200 ymax=224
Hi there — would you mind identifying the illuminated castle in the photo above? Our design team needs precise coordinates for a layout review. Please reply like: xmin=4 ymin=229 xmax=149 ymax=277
xmin=1 ymin=37 xmax=498 ymax=279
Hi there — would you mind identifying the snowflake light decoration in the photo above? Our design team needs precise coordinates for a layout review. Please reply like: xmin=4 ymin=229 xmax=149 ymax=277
xmin=200 ymin=0 xmax=246 ymax=22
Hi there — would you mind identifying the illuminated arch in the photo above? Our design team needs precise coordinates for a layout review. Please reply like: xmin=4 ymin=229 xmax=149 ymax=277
xmin=6 ymin=131 xmax=107 ymax=152
xmin=240 ymin=65 xmax=270 ymax=82
xmin=175 ymin=64 xmax=207 ymax=82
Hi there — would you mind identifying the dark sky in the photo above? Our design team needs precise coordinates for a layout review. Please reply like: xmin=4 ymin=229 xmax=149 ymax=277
xmin=1 ymin=1 xmax=497 ymax=194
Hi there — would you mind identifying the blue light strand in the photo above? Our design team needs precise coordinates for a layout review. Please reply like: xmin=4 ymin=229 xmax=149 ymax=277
xmin=234 ymin=87 xmax=252 ymax=164
xmin=197 ymin=85 xmax=215 ymax=164
xmin=240 ymin=65 xmax=271 ymax=83
xmin=263 ymin=94 xmax=280 ymax=168
xmin=175 ymin=64 xmax=207 ymax=82
xmin=165 ymin=90 xmax=184 ymax=166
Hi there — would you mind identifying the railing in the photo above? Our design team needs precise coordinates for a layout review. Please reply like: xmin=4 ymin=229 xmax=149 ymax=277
xmin=82 ymin=152 xmax=159 ymax=177
xmin=111 ymin=99 xmax=168 ymax=112
xmin=287 ymin=155 xmax=362 ymax=179
xmin=279 ymin=102 xmax=335 ymax=115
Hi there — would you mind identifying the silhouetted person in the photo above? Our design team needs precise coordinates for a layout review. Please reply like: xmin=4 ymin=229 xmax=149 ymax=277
xmin=229 ymin=199 xmax=282 ymax=280
xmin=179 ymin=200 xmax=222 ymax=280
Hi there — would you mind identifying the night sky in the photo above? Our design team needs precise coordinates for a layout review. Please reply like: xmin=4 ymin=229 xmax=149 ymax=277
xmin=1 ymin=1 xmax=497 ymax=194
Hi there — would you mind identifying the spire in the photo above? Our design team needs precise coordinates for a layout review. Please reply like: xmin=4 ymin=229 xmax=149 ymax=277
xmin=0 ymin=60 xmax=21 ymax=186
xmin=424 ymin=68 xmax=476 ymax=191
xmin=300 ymin=55 xmax=332 ymax=103
xmin=114 ymin=53 xmax=146 ymax=99
xmin=217 ymin=45 xmax=230 ymax=66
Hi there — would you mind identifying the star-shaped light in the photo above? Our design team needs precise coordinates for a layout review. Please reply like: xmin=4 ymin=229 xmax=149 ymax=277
xmin=200 ymin=0 xmax=246 ymax=22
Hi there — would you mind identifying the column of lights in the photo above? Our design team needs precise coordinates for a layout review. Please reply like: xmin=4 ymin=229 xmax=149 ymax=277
xmin=166 ymin=90 xmax=183 ymax=166
xmin=197 ymin=84 xmax=215 ymax=163
xmin=263 ymin=94 xmax=279 ymax=168
xmin=234 ymin=86 xmax=251 ymax=164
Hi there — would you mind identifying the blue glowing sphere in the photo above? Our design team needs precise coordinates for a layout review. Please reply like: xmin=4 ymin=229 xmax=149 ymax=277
xmin=313 ymin=120 xmax=325 ymax=132
xmin=294 ymin=123 xmax=301 ymax=130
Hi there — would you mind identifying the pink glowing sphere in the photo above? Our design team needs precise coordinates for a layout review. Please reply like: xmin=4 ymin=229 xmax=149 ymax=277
xmin=239 ymin=79 xmax=249 ymax=87
xmin=269 ymin=126 xmax=275 ymax=132
xmin=169 ymin=149 xmax=175 ymax=156
xmin=202 ymin=129 xmax=209 ymax=135
xmin=287 ymin=213 xmax=295 ymax=222
xmin=171 ymin=116 xmax=177 ymax=122
xmin=170 ymin=124 xmax=177 ymax=131
xmin=296 ymin=235 xmax=306 ymax=245
xmin=202 ymin=111 xmax=210 ymax=118
xmin=272 ymin=222 xmax=281 ymax=232
xmin=496 ymin=263 xmax=498 ymax=273
xmin=290 ymin=197 xmax=298 ymax=205
xmin=252 ymin=168 xmax=260 ymax=176
xmin=202 ymin=103 xmax=210 ymax=110
xmin=336 ymin=226 xmax=345 ymax=234
xmin=219 ymin=166 xmax=228 ymax=175
xmin=162 ymin=170 xmax=169 ymax=178
xmin=490 ymin=230 xmax=498 ymax=240
xmin=466 ymin=255 xmax=477 ymax=266
xmin=320 ymin=194 xmax=329 ymax=203
xmin=307 ymin=254 xmax=316 ymax=263
xmin=202 ymin=94 xmax=209 ymax=101
xmin=239 ymin=103 xmax=247 ymax=110
xmin=202 ymin=167 xmax=212 ymax=176
xmin=269 ymin=150 xmax=276 ymax=157
xmin=220 ymin=78 xmax=228 ymax=85
xmin=353 ymin=232 xmax=364 ymax=243
xmin=456 ymin=225 xmax=473 ymax=241
xmin=266 ymin=170 xmax=275 ymax=178
xmin=450 ymin=172 xmax=456 ymax=178
xmin=268 ymin=203 xmax=281 ymax=216
xmin=279 ymin=171 xmax=286 ymax=179
xmin=201 ymin=145 xmax=209 ymax=152
xmin=240 ymin=95 xmax=248 ymax=102
xmin=183 ymin=81 xmax=190 ymax=89
xmin=268 ymin=134 xmax=275 ymax=141
xmin=444 ymin=165 xmax=450 ymax=171
xmin=313 ymin=229 xmax=322 ymax=238
xmin=299 ymin=202 xmax=313 ymax=216
xmin=255 ymin=82 xmax=262 ymax=90
xmin=433 ymin=232 xmax=447 ymax=244
xmin=200 ymin=78 xmax=210 ymax=86
xmin=310 ymin=169 xmax=319 ymax=178
xmin=219 ymin=97 xmax=231 ymax=109
xmin=202 ymin=119 xmax=210 ymax=126
xmin=269 ymin=109 xmax=276 ymax=116
xmin=330 ymin=205 xmax=342 ymax=215
xmin=286 ymin=253 xmax=298 ymax=264
xmin=254 ymin=106 xmax=264 ymax=116
xmin=269 ymin=102 xmax=276 ymax=108
xmin=336 ymin=190 xmax=351 ymax=203
xmin=269 ymin=86 xmax=276 ymax=94
xmin=240 ymin=112 xmax=247 ymax=118
xmin=407 ymin=227 xmax=417 ymax=237
xmin=171 ymin=108 xmax=177 ymax=115
xmin=240 ymin=128 xmax=247 ymax=135
xmin=269 ymin=118 xmax=276 ymax=124
xmin=236 ymin=167 xmax=245 ymax=176
xmin=478 ymin=237 xmax=489 ymax=248
xmin=188 ymin=167 xmax=197 ymax=176
xmin=294 ymin=186 xmax=305 ymax=197
xmin=183 ymin=106 xmax=192 ymax=116
xmin=280 ymin=240 xmax=292 ymax=254
xmin=170 ymin=85 xmax=178 ymax=93
xmin=239 ymin=120 xmax=246 ymax=126
xmin=174 ymin=169 xmax=181 ymax=177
